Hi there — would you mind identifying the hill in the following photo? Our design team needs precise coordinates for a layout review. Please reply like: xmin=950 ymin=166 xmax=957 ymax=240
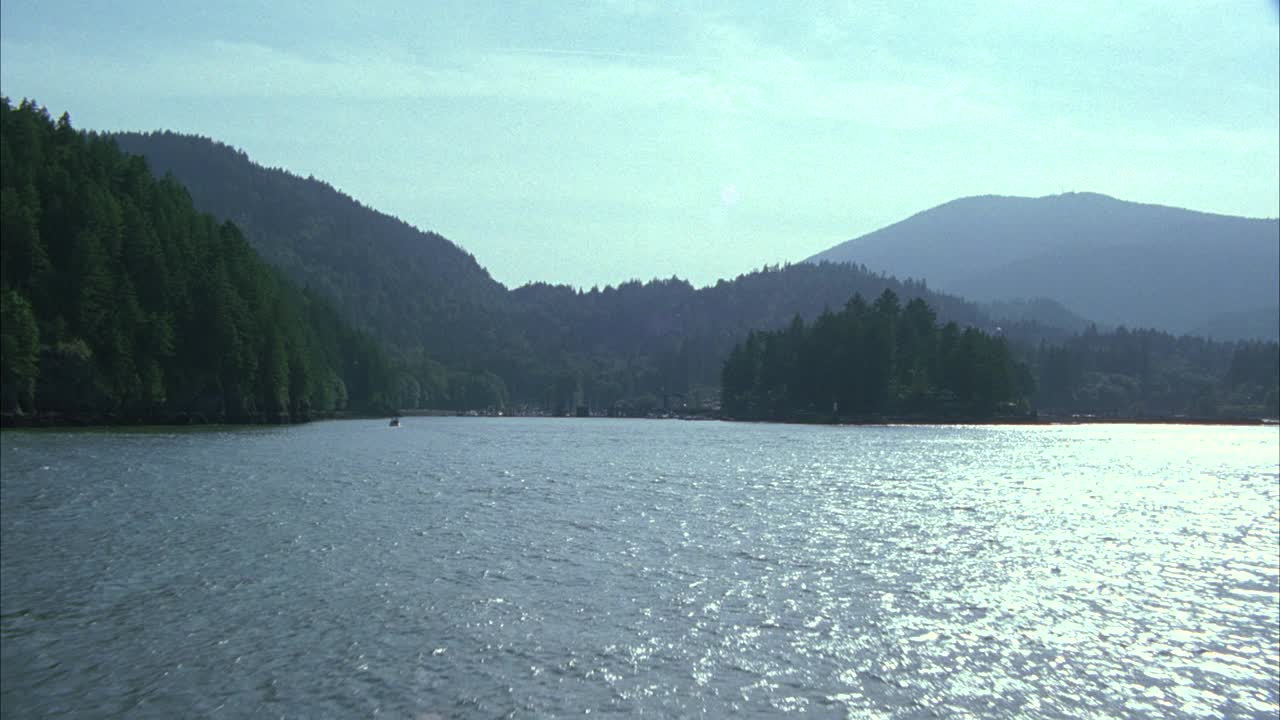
xmin=807 ymin=193 xmax=1280 ymax=340
xmin=0 ymin=100 xmax=395 ymax=423
xmin=111 ymin=131 xmax=510 ymax=361
xmin=981 ymin=297 xmax=1094 ymax=341
xmin=111 ymin=132 xmax=997 ymax=410
xmin=8 ymin=115 xmax=1274 ymax=420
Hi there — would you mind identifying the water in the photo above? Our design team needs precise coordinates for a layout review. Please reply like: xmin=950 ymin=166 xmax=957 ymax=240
xmin=2 ymin=419 xmax=1277 ymax=719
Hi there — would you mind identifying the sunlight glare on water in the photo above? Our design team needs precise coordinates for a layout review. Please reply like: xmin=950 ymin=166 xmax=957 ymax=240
xmin=1 ymin=420 xmax=1277 ymax=718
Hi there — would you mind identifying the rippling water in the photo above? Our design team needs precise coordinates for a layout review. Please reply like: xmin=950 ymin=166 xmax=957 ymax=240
xmin=2 ymin=419 xmax=1277 ymax=718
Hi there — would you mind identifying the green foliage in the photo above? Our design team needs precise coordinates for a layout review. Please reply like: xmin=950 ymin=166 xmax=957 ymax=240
xmin=0 ymin=288 xmax=40 ymax=412
xmin=110 ymin=130 xmax=505 ymax=359
xmin=107 ymin=132 xmax=998 ymax=412
xmin=496 ymin=266 xmax=988 ymax=413
xmin=0 ymin=98 xmax=397 ymax=422
xmin=99 ymin=124 xmax=1278 ymax=420
xmin=1029 ymin=327 xmax=1279 ymax=418
xmin=722 ymin=290 xmax=1030 ymax=421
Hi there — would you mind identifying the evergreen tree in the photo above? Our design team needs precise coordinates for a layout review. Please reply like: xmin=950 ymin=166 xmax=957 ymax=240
xmin=721 ymin=295 xmax=1030 ymax=421
xmin=0 ymin=288 xmax=40 ymax=412
xmin=0 ymin=97 xmax=398 ymax=423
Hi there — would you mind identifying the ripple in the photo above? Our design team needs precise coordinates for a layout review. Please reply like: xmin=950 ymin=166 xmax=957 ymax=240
xmin=2 ymin=420 xmax=1278 ymax=717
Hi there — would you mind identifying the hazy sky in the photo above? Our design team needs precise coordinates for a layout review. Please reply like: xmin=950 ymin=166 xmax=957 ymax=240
xmin=2 ymin=1 xmax=1277 ymax=289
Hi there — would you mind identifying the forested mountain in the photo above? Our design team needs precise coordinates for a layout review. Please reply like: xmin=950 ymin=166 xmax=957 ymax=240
xmin=982 ymin=297 xmax=1093 ymax=337
xmin=111 ymin=131 xmax=509 ymax=358
xmin=807 ymin=193 xmax=1280 ymax=340
xmin=499 ymin=264 xmax=992 ymax=411
xmin=0 ymin=99 xmax=395 ymax=422
xmin=1190 ymin=307 xmax=1280 ymax=345
xmin=5 ymin=105 xmax=1276 ymax=422
xmin=110 ymin=131 xmax=999 ymax=412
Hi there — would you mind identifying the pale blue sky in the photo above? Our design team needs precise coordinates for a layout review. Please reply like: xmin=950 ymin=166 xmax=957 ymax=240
xmin=2 ymin=1 xmax=1277 ymax=289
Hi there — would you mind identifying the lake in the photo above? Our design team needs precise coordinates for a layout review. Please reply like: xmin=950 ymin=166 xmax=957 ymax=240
xmin=2 ymin=419 xmax=1277 ymax=718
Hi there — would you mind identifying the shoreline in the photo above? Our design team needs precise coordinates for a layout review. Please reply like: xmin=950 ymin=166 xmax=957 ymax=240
xmin=721 ymin=414 xmax=1277 ymax=427
xmin=0 ymin=409 xmax=384 ymax=429
xmin=3 ymin=410 xmax=1276 ymax=430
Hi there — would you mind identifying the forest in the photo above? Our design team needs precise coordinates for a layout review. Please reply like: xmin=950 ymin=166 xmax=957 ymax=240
xmin=1031 ymin=327 xmax=1278 ymax=419
xmin=721 ymin=290 xmax=1031 ymax=421
xmin=2 ymin=100 xmax=1277 ymax=424
xmin=112 ymin=130 xmax=1001 ymax=414
xmin=0 ymin=98 xmax=397 ymax=423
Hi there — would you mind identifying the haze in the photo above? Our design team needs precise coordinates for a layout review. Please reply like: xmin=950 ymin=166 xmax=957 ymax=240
xmin=2 ymin=1 xmax=1277 ymax=289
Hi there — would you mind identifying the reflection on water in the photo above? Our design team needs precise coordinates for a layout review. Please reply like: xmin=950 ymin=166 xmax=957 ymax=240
xmin=2 ymin=420 xmax=1277 ymax=718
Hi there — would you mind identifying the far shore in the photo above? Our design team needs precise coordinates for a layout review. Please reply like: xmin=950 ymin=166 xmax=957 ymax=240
xmin=720 ymin=414 xmax=1277 ymax=428
xmin=3 ymin=408 xmax=1276 ymax=430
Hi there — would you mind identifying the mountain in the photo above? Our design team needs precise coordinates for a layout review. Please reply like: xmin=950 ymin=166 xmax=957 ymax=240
xmin=1190 ymin=306 xmax=1280 ymax=343
xmin=109 ymin=132 xmax=999 ymax=409
xmin=7 ymin=112 xmax=1273 ymax=420
xmin=807 ymin=193 xmax=1280 ymax=340
xmin=0 ymin=99 xmax=396 ymax=422
xmin=981 ymin=297 xmax=1094 ymax=337
xmin=501 ymin=264 xmax=991 ymax=406
xmin=110 ymin=132 xmax=509 ymax=361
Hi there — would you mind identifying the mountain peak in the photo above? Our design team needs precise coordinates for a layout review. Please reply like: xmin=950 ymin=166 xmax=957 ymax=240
xmin=807 ymin=193 xmax=1279 ymax=339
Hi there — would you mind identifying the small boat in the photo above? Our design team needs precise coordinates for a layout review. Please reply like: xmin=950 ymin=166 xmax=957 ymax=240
xmin=389 ymin=418 xmax=401 ymax=427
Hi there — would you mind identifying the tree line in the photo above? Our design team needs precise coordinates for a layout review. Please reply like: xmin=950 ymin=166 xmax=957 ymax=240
xmin=109 ymin=131 xmax=1006 ymax=414
xmin=0 ymin=98 xmax=397 ymax=422
xmin=721 ymin=289 xmax=1032 ymax=421
xmin=110 ymin=130 xmax=512 ymax=412
xmin=1031 ymin=326 xmax=1278 ymax=418
xmin=6 ymin=100 xmax=1274 ymax=423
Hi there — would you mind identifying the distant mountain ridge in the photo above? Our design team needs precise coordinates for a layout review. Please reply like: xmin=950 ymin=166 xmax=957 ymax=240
xmin=807 ymin=192 xmax=1279 ymax=340
xmin=110 ymin=132 xmax=997 ymax=407
xmin=2 ymin=115 xmax=1267 ymax=420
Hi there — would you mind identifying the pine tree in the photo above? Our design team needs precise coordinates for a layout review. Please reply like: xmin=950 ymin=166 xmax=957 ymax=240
xmin=0 ymin=288 xmax=40 ymax=412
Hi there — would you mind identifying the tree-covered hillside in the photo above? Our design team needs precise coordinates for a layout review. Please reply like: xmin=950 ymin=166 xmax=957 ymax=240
xmin=500 ymin=263 xmax=991 ymax=412
xmin=0 ymin=99 xmax=395 ymax=422
xmin=111 ymin=131 xmax=509 ymax=361
xmin=108 ymin=131 xmax=1000 ymax=412
xmin=98 ymin=126 xmax=1279 ymax=421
